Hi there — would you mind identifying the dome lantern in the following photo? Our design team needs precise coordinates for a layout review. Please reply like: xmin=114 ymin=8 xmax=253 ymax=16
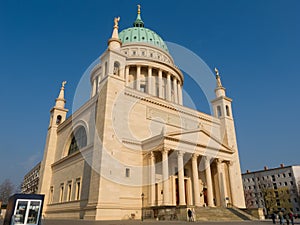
xmin=133 ymin=4 xmax=144 ymax=27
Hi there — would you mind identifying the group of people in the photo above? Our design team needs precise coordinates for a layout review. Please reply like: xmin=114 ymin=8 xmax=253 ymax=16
xmin=271 ymin=210 xmax=295 ymax=225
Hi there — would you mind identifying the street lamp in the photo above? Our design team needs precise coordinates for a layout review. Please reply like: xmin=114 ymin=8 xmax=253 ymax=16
xmin=141 ymin=193 xmax=144 ymax=221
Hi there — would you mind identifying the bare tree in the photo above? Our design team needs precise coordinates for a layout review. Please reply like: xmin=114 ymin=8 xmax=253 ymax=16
xmin=0 ymin=179 xmax=15 ymax=204
xmin=244 ymin=189 xmax=255 ymax=208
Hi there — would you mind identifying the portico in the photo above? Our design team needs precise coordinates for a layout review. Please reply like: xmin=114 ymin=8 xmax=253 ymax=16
xmin=143 ymin=129 xmax=235 ymax=209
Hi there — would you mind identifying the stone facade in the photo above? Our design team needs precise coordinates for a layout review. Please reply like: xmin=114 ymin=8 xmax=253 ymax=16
xmin=242 ymin=164 xmax=300 ymax=215
xmin=37 ymin=6 xmax=246 ymax=220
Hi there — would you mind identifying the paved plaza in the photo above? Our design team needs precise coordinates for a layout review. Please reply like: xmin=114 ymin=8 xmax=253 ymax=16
xmin=2 ymin=219 xmax=299 ymax=225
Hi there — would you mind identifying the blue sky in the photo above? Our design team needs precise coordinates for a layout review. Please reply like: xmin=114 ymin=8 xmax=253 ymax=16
xmin=0 ymin=0 xmax=299 ymax=186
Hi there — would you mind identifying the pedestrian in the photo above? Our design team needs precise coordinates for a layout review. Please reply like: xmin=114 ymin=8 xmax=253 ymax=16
xmin=284 ymin=212 xmax=290 ymax=225
xmin=279 ymin=210 xmax=285 ymax=225
xmin=288 ymin=212 xmax=294 ymax=225
xmin=187 ymin=209 xmax=193 ymax=222
xmin=271 ymin=212 xmax=276 ymax=224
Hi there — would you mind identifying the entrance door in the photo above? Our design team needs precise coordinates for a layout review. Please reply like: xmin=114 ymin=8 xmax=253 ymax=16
xmin=203 ymin=188 xmax=208 ymax=206
xmin=175 ymin=178 xmax=179 ymax=205
xmin=13 ymin=199 xmax=42 ymax=225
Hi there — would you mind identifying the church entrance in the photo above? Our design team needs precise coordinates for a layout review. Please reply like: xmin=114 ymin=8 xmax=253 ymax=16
xmin=203 ymin=188 xmax=208 ymax=206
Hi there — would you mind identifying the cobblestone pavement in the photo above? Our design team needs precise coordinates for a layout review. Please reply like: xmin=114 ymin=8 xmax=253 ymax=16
xmin=1 ymin=219 xmax=299 ymax=225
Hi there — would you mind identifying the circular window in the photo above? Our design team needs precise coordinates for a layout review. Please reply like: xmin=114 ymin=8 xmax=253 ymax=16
xmin=142 ymin=37 xmax=145 ymax=40
xmin=134 ymin=36 xmax=137 ymax=39
xmin=126 ymin=37 xmax=129 ymax=40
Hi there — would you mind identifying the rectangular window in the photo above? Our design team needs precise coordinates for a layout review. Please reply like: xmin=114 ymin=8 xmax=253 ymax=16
xmin=67 ymin=181 xmax=72 ymax=201
xmin=288 ymin=173 xmax=292 ymax=177
xmin=290 ymin=181 xmax=294 ymax=185
xmin=49 ymin=186 xmax=54 ymax=204
xmin=59 ymin=183 xmax=64 ymax=202
xmin=125 ymin=168 xmax=130 ymax=177
xmin=75 ymin=178 xmax=81 ymax=200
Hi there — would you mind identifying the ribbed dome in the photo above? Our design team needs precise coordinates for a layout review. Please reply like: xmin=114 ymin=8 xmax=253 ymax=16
xmin=119 ymin=27 xmax=169 ymax=52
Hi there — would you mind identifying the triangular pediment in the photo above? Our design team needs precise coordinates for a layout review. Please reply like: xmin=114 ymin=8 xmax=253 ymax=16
xmin=165 ymin=128 xmax=232 ymax=153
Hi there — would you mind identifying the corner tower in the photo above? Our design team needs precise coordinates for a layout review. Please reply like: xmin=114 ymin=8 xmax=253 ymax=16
xmin=38 ymin=82 xmax=68 ymax=207
xmin=211 ymin=69 xmax=246 ymax=208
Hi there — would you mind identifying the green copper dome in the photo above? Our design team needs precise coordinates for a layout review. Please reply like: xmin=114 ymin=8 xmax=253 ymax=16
xmin=118 ymin=5 xmax=168 ymax=52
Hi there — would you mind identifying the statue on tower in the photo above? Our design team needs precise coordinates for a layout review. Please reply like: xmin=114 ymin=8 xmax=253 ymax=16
xmin=62 ymin=81 xmax=67 ymax=88
xmin=114 ymin=17 xmax=120 ymax=29
xmin=214 ymin=67 xmax=223 ymax=88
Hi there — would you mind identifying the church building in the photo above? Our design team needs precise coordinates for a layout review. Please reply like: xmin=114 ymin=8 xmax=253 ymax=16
xmin=38 ymin=6 xmax=246 ymax=220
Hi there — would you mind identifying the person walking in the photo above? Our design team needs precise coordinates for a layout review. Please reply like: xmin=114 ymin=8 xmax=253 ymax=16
xmin=279 ymin=210 xmax=285 ymax=225
xmin=288 ymin=212 xmax=294 ymax=225
xmin=187 ymin=209 xmax=193 ymax=222
xmin=271 ymin=212 xmax=276 ymax=224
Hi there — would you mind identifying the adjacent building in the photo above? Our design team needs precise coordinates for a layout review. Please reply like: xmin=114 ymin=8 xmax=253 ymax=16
xmin=242 ymin=164 xmax=300 ymax=215
xmin=37 ymin=6 xmax=246 ymax=220
xmin=21 ymin=162 xmax=41 ymax=194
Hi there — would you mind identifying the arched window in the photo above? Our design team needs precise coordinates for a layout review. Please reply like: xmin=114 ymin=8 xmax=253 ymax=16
xmin=226 ymin=105 xmax=230 ymax=117
xmin=56 ymin=115 xmax=62 ymax=125
xmin=113 ymin=61 xmax=120 ymax=76
xmin=217 ymin=106 xmax=222 ymax=118
xmin=104 ymin=62 xmax=107 ymax=76
xmin=68 ymin=126 xmax=87 ymax=155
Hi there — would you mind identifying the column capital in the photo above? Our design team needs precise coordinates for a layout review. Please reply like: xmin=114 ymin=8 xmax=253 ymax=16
xmin=192 ymin=153 xmax=199 ymax=160
xmin=177 ymin=150 xmax=185 ymax=157
xmin=149 ymin=151 xmax=155 ymax=159
xmin=162 ymin=148 xmax=170 ymax=154
xmin=215 ymin=158 xmax=224 ymax=164
xmin=226 ymin=160 xmax=234 ymax=166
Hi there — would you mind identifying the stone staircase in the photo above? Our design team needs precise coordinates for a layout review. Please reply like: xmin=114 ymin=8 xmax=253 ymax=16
xmin=193 ymin=207 xmax=254 ymax=221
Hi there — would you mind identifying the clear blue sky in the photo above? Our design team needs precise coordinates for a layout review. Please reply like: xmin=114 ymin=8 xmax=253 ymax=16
xmin=0 ymin=0 xmax=299 ymax=186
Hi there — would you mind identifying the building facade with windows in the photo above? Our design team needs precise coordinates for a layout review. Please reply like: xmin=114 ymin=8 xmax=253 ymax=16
xmin=38 ymin=6 xmax=246 ymax=220
xmin=242 ymin=165 xmax=300 ymax=215
xmin=21 ymin=162 xmax=41 ymax=194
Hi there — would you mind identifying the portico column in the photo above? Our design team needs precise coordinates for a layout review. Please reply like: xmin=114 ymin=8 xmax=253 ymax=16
xmin=204 ymin=156 xmax=214 ymax=207
xmin=162 ymin=148 xmax=170 ymax=205
xmin=216 ymin=159 xmax=228 ymax=207
xmin=226 ymin=161 xmax=234 ymax=206
xmin=177 ymin=82 xmax=183 ymax=105
xmin=177 ymin=151 xmax=186 ymax=205
xmin=136 ymin=65 xmax=141 ymax=91
xmin=148 ymin=67 xmax=152 ymax=95
xmin=167 ymin=73 xmax=171 ymax=101
xmin=149 ymin=151 xmax=156 ymax=206
xmin=125 ymin=66 xmax=130 ymax=86
xmin=158 ymin=69 xmax=163 ymax=98
xmin=192 ymin=154 xmax=201 ymax=206
xmin=173 ymin=78 xmax=178 ymax=103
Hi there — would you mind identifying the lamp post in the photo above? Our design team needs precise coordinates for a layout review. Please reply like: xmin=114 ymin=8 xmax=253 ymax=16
xmin=141 ymin=193 xmax=144 ymax=221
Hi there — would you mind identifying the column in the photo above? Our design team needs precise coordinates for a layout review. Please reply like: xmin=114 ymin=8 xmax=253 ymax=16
xmin=177 ymin=82 xmax=183 ymax=105
xmin=173 ymin=78 xmax=178 ymax=103
xmin=192 ymin=154 xmax=201 ymax=206
xmin=125 ymin=66 xmax=130 ymax=86
xmin=226 ymin=161 xmax=234 ymax=206
xmin=148 ymin=67 xmax=152 ymax=95
xmin=216 ymin=159 xmax=228 ymax=207
xmin=162 ymin=149 xmax=170 ymax=205
xmin=149 ymin=152 xmax=156 ymax=206
xmin=167 ymin=73 xmax=171 ymax=101
xmin=136 ymin=65 xmax=141 ymax=91
xmin=177 ymin=151 xmax=186 ymax=205
xmin=158 ymin=69 xmax=163 ymax=98
xmin=204 ymin=156 xmax=214 ymax=207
